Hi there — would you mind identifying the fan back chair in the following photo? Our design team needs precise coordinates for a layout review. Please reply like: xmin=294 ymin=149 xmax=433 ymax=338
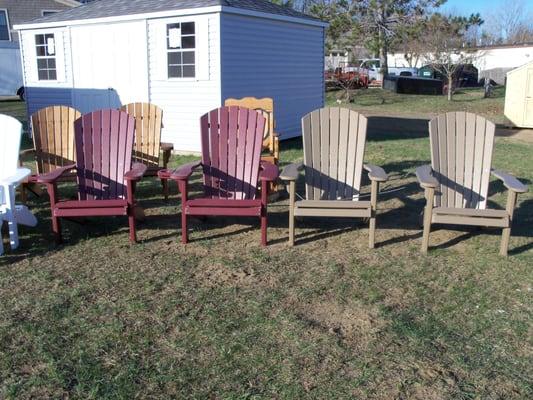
xmin=280 ymin=107 xmax=387 ymax=247
xmin=159 ymin=106 xmax=279 ymax=246
xmin=416 ymin=112 xmax=528 ymax=255
xmin=37 ymin=109 xmax=146 ymax=243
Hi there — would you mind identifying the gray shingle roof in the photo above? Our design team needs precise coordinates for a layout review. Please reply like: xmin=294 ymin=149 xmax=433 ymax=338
xmin=23 ymin=0 xmax=320 ymax=25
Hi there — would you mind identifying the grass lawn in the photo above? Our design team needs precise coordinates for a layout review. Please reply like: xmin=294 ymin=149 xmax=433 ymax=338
xmin=327 ymin=86 xmax=507 ymax=124
xmin=1 ymin=96 xmax=532 ymax=399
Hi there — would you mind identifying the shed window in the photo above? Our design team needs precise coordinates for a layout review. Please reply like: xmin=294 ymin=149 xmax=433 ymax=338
xmin=35 ymin=33 xmax=57 ymax=80
xmin=167 ymin=22 xmax=195 ymax=78
xmin=0 ymin=10 xmax=10 ymax=41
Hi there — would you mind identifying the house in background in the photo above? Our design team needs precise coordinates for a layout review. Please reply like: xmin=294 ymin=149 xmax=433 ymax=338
xmin=14 ymin=0 xmax=326 ymax=152
xmin=0 ymin=0 xmax=80 ymax=96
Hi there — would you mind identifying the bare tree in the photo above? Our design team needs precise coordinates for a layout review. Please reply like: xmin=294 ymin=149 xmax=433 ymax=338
xmin=482 ymin=0 xmax=533 ymax=44
xmin=422 ymin=14 xmax=479 ymax=101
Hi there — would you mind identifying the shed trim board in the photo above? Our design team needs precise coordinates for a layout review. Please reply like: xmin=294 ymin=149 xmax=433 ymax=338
xmin=14 ymin=6 xmax=328 ymax=30
xmin=17 ymin=5 xmax=326 ymax=152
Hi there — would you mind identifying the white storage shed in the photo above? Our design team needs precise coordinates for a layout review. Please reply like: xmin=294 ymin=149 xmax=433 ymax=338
xmin=504 ymin=61 xmax=533 ymax=128
xmin=14 ymin=0 xmax=326 ymax=152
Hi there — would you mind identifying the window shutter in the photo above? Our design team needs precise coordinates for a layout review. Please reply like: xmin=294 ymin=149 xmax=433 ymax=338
xmin=196 ymin=16 xmax=210 ymax=81
xmin=54 ymin=31 xmax=66 ymax=82
xmin=151 ymin=22 xmax=168 ymax=81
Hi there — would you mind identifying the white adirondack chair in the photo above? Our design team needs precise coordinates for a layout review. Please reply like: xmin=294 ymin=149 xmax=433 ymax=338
xmin=0 ymin=114 xmax=37 ymax=255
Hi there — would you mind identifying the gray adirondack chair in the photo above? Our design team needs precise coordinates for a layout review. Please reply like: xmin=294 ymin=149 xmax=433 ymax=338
xmin=416 ymin=112 xmax=528 ymax=255
xmin=280 ymin=107 xmax=387 ymax=247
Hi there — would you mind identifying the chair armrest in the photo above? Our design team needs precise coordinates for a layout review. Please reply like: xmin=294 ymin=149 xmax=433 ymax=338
xmin=364 ymin=164 xmax=388 ymax=182
xmin=415 ymin=164 xmax=439 ymax=189
xmin=160 ymin=142 xmax=174 ymax=152
xmin=259 ymin=161 xmax=279 ymax=182
xmin=124 ymin=162 xmax=148 ymax=182
xmin=168 ymin=161 xmax=202 ymax=180
xmin=19 ymin=148 xmax=36 ymax=158
xmin=491 ymin=169 xmax=528 ymax=193
xmin=280 ymin=162 xmax=303 ymax=181
xmin=0 ymin=168 xmax=32 ymax=185
xmin=36 ymin=164 xmax=77 ymax=184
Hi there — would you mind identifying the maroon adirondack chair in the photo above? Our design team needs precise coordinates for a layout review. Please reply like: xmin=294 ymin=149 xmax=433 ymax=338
xmin=37 ymin=109 xmax=147 ymax=243
xmin=159 ymin=106 xmax=279 ymax=246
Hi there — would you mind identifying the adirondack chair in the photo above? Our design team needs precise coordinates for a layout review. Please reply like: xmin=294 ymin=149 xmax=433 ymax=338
xmin=36 ymin=109 xmax=147 ymax=243
xmin=1 ymin=114 xmax=37 ymax=255
xmin=120 ymin=103 xmax=174 ymax=199
xmin=21 ymin=106 xmax=82 ymax=201
xmin=416 ymin=112 xmax=528 ymax=255
xmin=224 ymin=97 xmax=280 ymax=165
xmin=280 ymin=107 xmax=388 ymax=247
xmin=158 ymin=106 xmax=279 ymax=246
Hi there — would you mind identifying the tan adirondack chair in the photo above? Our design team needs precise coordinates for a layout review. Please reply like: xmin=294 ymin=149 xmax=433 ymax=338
xmin=20 ymin=105 xmax=81 ymax=201
xmin=280 ymin=107 xmax=388 ymax=247
xmin=416 ymin=112 xmax=528 ymax=255
xmin=224 ymin=97 xmax=280 ymax=165
xmin=120 ymin=103 xmax=173 ymax=199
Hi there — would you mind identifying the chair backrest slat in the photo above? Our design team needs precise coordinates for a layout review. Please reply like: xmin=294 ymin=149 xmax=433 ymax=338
xmin=429 ymin=112 xmax=495 ymax=209
xmin=74 ymin=109 xmax=135 ymax=200
xmin=120 ymin=102 xmax=163 ymax=167
xmin=0 ymin=114 xmax=23 ymax=181
xmin=31 ymin=106 xmax=81 ymax=174
xmin=302 ymin=107 xmax=368 ymax=201
xmin=200 ymin=106 xmax=265 ymax=200
xmin=224 ymin=97 xmax=275 ymax=150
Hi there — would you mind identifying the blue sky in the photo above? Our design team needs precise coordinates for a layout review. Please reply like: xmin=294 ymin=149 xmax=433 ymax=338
xmin=441 ymin=0 xmax=533 ymax=16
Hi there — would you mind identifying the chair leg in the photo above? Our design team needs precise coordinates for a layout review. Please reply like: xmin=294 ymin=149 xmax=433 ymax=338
xmin=52 ymin=216 xmax=62 ymax=244
xmin=421 ymin=188 xmax=435 ymax=254
xmin=6 ymin=185 xmax=19 ymax=250
xmin=0 ymin=219 xmax=4 ymax=255
xmin=161 ymin=178 xmax=169 ymax=201
xmin=20 ymin=184 xmax=27 ymax=204
xmin=128 ymin=213 xmax=137 ymax=243
xmin=261 ymin=179 xmax=268 ymax=246
xmin=369 ymin=180 xmax=378 ymax=249
xmin=500 ymin=190 xmax=517 ymax=257
xmin=178 ymin=180 xmax=189 ymax=244
xmin=288 ymin=181 xmax=296 ymax=246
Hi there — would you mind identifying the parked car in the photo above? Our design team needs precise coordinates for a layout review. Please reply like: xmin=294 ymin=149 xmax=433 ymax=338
xmin=356 ymin=58 xmax=418 ymax=81
xmin=418 ymin=64 xmax=479 ymax=88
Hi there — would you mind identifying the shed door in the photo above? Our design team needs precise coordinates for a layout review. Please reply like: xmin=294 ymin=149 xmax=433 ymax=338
xmin=525 ymin=68 xmax=533 ymax=127
xmin=70 ymin=21 xmax=149 ymax=113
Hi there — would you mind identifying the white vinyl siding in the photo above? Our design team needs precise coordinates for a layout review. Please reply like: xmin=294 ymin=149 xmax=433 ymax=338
xmin=220 ymin=13 xmax=324 ymax=140
xmin=148 ymin=13 xmax=220 ymax=152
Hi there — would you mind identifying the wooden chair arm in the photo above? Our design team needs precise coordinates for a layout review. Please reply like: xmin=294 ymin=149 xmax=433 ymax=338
xmin=415 ymin=164 xmax=439 ymax=189
xmin=491 ymin=169 xmax=528 ymax=193
xmin=364 ymin=164 xmax=388 ymax=182
xmin=167 ymin=161 xmax=202 ymax=180
xmin=36 ymin=164 xmax=77 ymax=184
xmin=160 ymin=142 xmax=174 ymax=152
xmin=19 ymin=148 xmax=36 ymax=167
xmin=124 ymin=162 xmax=147 ymax=182
xmin=280 ymin=162 xmax=303 ymax=181
xmin=259 ymin=161 xmax=279 ymax=182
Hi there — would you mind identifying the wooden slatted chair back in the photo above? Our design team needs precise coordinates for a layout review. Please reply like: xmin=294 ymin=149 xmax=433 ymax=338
xmin=224 ymin=97 xmax=274 ymax=150
xmin=200 ymin=106 xmax=266 ymax=200
xmin=74 ymin=109 xmax=135 ymax=201
xmin=0 ymin=114 xmax=22 ymax=180
xmin=120 ymin=103 xmax=163 ymax=167
xmin=302 ymin=107 xmax=368 ymax=201
xmin=429 ymin=112 xmax=495 ymax=209
xmin=30 ymin=106 xmax=81 ymax=174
